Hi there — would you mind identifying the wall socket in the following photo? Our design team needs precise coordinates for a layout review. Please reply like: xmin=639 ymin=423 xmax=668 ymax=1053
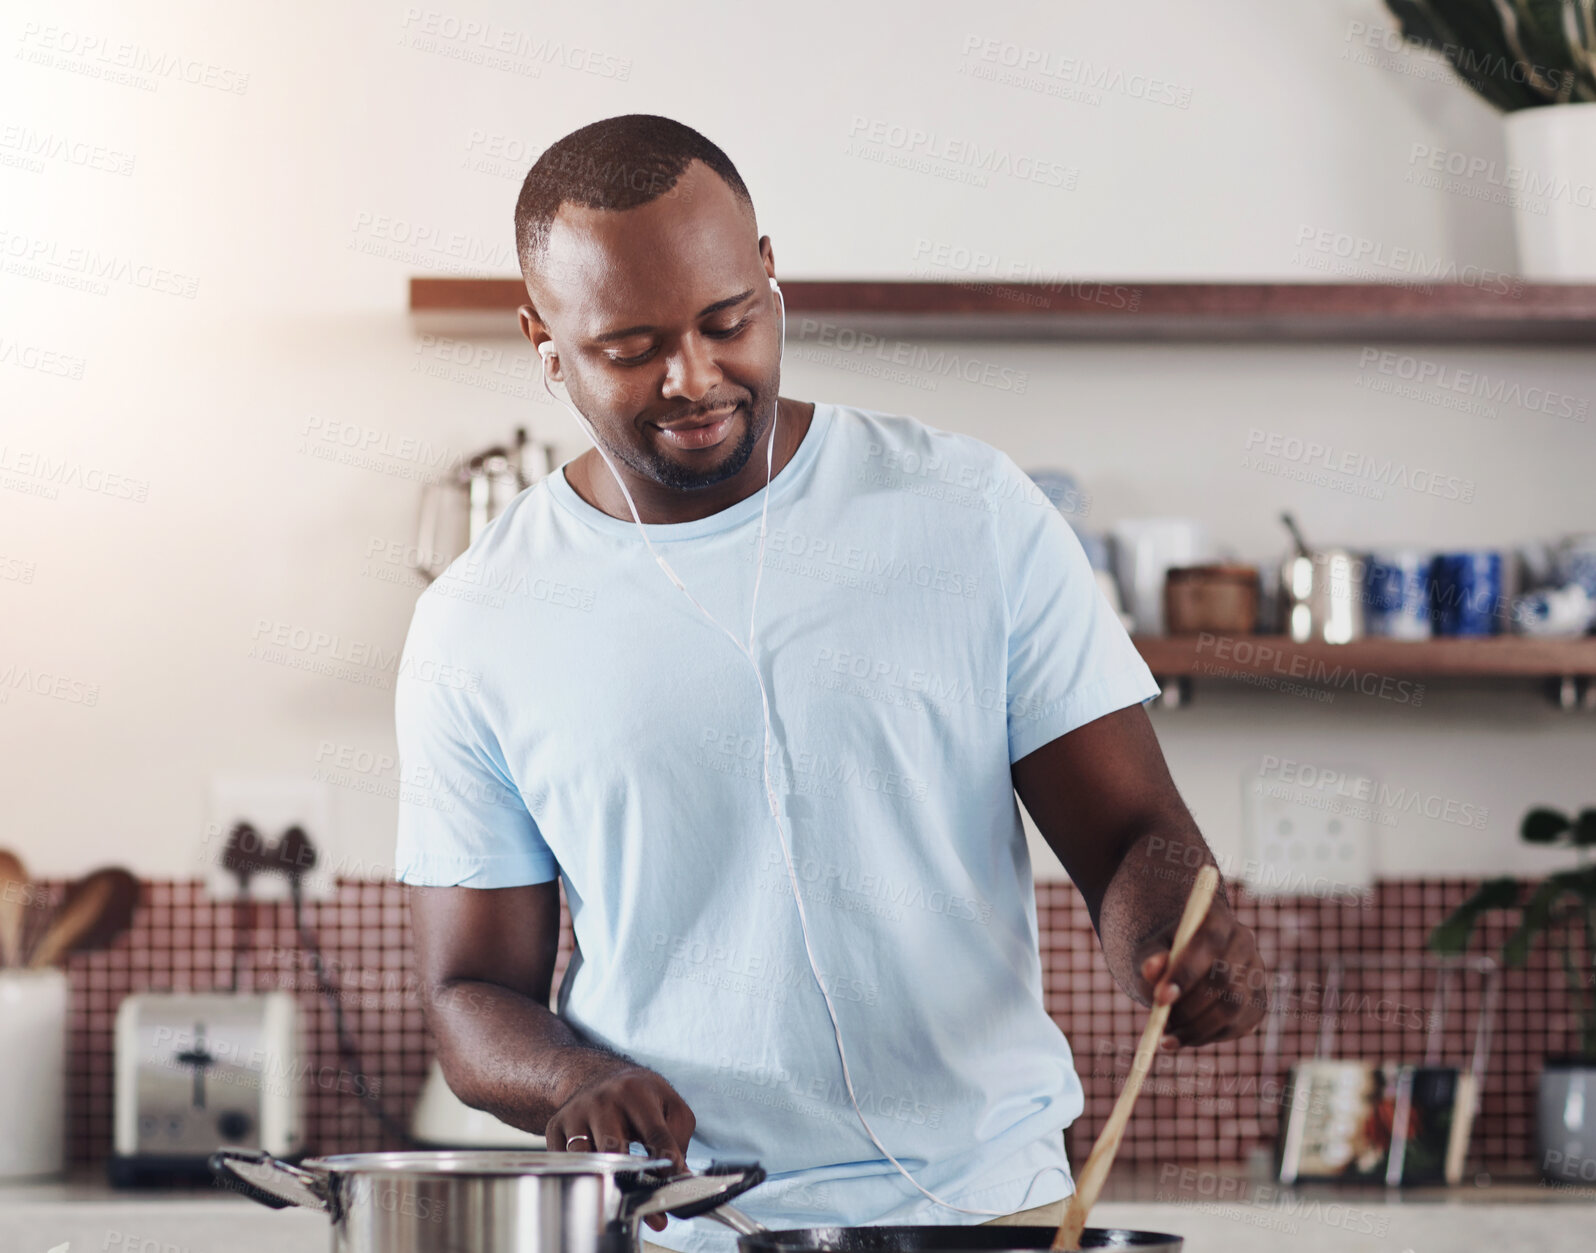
xmin=1240 ymin=762 xmax=1376 ymax=901
xmin=202 ymin=773 xmax=335 ymax=901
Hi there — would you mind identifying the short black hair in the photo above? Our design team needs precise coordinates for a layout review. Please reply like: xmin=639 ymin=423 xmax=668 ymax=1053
xmin=514 ymin=114 xmax=754 ymax=281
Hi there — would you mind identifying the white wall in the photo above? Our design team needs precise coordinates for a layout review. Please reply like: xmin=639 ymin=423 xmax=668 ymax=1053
xmin=3 ymin=0 xmax=1591 ymax=887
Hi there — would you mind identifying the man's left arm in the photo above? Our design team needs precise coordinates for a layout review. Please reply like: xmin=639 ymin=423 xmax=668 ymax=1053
xmin=1011 ymin=703 xmax=1269 ymax=1048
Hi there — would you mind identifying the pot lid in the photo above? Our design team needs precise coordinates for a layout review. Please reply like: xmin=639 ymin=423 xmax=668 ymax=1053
xmin=300 ymin=1150 xmax=676 ymax=1178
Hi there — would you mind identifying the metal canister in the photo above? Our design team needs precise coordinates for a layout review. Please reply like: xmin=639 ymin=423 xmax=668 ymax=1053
xmin=1280 ymin=549 xmax=1364 ymax=644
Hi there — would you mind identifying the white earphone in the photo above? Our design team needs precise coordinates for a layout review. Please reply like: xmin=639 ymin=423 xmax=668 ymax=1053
xmin=535 ymin=276 xmax=1057 ymax=1216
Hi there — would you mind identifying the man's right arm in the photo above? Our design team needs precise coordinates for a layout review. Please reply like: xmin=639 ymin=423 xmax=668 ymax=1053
xmin=408 ymin=881 xmax=697 ymax=1204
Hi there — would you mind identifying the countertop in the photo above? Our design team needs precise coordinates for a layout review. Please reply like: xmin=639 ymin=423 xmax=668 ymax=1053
xmin=1103 ymin=1161 xmax=1596 ymax=1205
xmin=0 ymin=1167 xmax=327 ymax=1253
xmin=4 ymin=1161 xmax=1589 ymax=1206
xmin=1090 ymin=1165 xmax=1594 ymax=1253
xmin=1 ymin=1164 xmax=1591 ymax=1253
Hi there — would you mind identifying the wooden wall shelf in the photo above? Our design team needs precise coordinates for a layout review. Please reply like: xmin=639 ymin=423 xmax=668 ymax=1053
xmin=410 ymin=277 xmax=1596 ymax=342
xmin=1133 ymin=636 xmax=1596 ymax=711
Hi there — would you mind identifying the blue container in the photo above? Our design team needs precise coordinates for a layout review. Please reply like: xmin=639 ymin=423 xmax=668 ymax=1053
xmin=1555 ymin=535 xmax=1596 ymax=598
xmin=1076 ymin=531 xmax=1112 ymax=574
xmin=1365 ymin=549 xmax=1433 ymax=639
xmin=1430 ymin=552 xmax=1504 ymax=636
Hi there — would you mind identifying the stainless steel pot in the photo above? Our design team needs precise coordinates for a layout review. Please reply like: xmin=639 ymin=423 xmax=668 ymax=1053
xmin=210 ymin=1147 xmax=765 ymax=1253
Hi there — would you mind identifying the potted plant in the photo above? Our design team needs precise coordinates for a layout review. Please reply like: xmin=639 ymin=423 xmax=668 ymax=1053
xmin=1428 ymin=806 xmax=1596 ymax=1183
xmin=1385 ymin=1 xmax=1596 ymax=278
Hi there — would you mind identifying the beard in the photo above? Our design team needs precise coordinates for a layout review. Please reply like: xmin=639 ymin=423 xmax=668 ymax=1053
xmin=606 ymin=393 xmax=775 ymax=492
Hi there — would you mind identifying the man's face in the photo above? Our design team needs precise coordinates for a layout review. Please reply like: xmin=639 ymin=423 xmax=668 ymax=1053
xmin=522 ymin=160 xmax=780 ymax=493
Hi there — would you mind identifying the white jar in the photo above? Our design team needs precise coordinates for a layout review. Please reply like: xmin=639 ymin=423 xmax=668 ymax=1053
xmin=1503 ymin=101 xmax=1596 ymax=279
xmin=0 ymin=968 xmax=69 ymax=1178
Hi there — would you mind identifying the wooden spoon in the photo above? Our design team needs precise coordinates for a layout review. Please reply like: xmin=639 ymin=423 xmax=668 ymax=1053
xmin=27 ymin=867 xmax=140 ymax=968
xmin=0 ymin=849 xmax=27 ymax=967
xmin=1052 ymin=865 xmax=1220 ymax=1251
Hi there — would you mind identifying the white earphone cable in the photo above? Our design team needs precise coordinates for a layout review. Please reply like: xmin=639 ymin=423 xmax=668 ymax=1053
xmin=537 ymin=283 xmax=1061 ymax=1216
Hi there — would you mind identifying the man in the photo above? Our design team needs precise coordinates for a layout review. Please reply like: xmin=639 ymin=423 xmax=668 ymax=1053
xmin=397 ymin=114 xmax=1267 ymax=1253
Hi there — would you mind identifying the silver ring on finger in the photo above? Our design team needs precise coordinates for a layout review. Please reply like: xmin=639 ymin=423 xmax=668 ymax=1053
xmin=566 ymin=1134 xmax=592 ymax=1151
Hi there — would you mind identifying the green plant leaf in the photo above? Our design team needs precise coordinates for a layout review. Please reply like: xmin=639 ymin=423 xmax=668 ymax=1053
xmin=1521 ymin=0 xmax=1596 ymax=102
xmin=1503 ymin=876 xmax=1563 ymax=966
xmin=1522 ymin=807 xmax=1572 ymax=843
xmin=1502 ymin=0 xmax=1579 ymax=101
xmin=1559 ymin=864 xmax=1596 ymax=900
xmin=1386 ymin=1 xmax=1522 ymax=111
xmin=1429 ymin=876 xmax=1522 ymax=954
xmin=1382 ymin=0 xmax=1589 ymax=109
xmin=1435 ymin=0 xmax=1548 ymax=107
xmin=1572 ymin=809 xmax=1596 ymax=847
xmin=1502 ymin=868 xmax=1596 ymax=965
xmin=1385 ymin=0 xmax=1454 ymax=49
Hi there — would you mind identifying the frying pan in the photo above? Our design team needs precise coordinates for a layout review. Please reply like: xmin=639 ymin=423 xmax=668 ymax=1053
xmin=703 ymin=1205 xmax=1178 ymax=1252
xmin=720 ymin=1218 xmax=1180 ymax=1253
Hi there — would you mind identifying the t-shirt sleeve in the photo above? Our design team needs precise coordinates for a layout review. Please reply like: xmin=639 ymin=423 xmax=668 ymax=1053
xmin=392 ymin=597 xmax=558 ymax=888
xmin=991 ymin=452 xmax=1160 ymax=763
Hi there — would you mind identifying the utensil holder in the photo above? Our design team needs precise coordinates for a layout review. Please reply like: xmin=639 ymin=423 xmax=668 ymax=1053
xmin=0 ymin=968 xmax=69 ymax=1178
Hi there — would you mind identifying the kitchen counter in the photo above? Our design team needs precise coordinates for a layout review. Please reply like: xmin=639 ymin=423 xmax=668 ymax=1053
xmin=1102 ymin=1161 xmax=1596 ymax=1205
xmin=1 ymin=1164 xmax=1591 ymax=1253
xmin=0 ymin=1167 xmax=328 ymax=1253
xmin=1089 ymin=1165 xmax=1593 ymax=1253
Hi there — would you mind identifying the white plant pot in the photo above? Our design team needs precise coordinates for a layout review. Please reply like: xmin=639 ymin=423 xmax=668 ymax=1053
xmin=0 ymin=969 xmax=69 ymax=1178
xmin=1503 ymin=102 xmax=1596 ymax=279
xmin=1539 ymin=1060 xmax=1596 ymax=1183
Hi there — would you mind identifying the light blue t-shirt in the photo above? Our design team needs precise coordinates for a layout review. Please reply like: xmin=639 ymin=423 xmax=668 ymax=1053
xmin=393 ymin=401 xmax=1159 ymax=1253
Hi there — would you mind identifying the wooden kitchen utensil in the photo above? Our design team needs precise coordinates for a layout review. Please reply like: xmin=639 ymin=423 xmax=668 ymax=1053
xmin=27 ymin=867 xmax=139 ymax=968
xmin=0 ymin=849 xmax=28 ymax=967
xmin=1051 ymin=864 xmax=1221 ymax=1251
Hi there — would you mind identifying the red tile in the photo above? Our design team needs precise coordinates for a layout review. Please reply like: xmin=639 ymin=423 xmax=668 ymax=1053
xmin=49 ymin=876 xmax=1562 ymax=1174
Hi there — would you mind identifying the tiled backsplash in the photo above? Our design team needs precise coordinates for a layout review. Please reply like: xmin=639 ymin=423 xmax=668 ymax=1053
xmin=41 ymin=877 xmax=1576 ymax=1176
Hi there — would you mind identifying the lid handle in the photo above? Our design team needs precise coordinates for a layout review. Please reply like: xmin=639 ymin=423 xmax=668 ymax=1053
xmin=625 ymin=1160 xmax=766 ymax=1224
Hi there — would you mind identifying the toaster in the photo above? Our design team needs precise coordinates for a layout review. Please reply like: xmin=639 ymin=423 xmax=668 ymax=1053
xmin=110 ymin=991 xmax=304 ymax=1185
